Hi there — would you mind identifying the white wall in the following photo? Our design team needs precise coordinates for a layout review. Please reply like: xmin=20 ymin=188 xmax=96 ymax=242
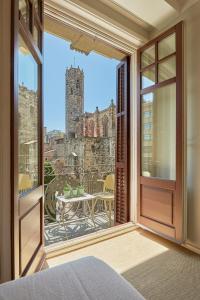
xmin=0 ymin=0 xmax=12 ymax=283
xmin=183 ymin=2 xmax=200 ymax=247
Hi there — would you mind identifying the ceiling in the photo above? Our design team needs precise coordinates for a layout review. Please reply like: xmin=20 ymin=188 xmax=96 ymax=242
xmin=45 ymin=0 xmax=200 ymax=53
xmin=109 ymin=0 xmax=178 ymax=28
xmin=100 ymin=0 xmax=199 ymax=30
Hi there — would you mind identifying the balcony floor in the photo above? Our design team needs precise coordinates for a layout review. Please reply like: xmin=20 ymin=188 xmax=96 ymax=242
xmin=47 ymin=228 xmax=200 ymax=300
xmin=44 ymin=212 xmax=114 ymax=246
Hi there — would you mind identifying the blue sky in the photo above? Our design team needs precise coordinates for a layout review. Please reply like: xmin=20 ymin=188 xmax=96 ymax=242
xmin=44 ymin=32 xmax=119 ymax=132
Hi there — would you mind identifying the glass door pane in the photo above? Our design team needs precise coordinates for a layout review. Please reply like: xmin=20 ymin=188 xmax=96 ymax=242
xmin=141 ymin=66 xmax=156 ymax=89
xmin=141 ymin=45 xmax=155 ymax=68
xmin=19 ymin=0 xmax=30 ymax=28
xmin=18 ymin=34 xmax=39 ymax=195
xmin=158 ymin=55 xmax=176 ymax=82
xmin=141 ymin=83 xmax=176 ymax=180
xmin=158 ymin=33 xmax=176 ymax=60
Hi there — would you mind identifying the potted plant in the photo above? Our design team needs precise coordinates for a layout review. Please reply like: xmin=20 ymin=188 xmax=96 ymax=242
xmin=63 ymin=184 xmax=72 ymax=198
xmin=72 ymin=187 xmax=78 ymax=197
xmin=77 ymin=185 xmax=85 ymax=196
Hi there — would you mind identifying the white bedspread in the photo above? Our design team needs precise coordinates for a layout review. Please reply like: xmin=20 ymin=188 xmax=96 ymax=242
xmin=0 ymin=256 xmax=144 ymax=300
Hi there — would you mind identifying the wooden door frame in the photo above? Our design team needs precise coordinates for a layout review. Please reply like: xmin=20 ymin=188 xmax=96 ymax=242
xmin=11 ymin=0 xmax=45 ymax=279
xmin=43 ymin=14 xmax=138 ymax=256
xmin=137 ymin=22 xmax=184 ymax=241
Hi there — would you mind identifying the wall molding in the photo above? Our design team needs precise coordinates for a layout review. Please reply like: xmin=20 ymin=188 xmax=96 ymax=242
xmin=44 ymin=0 xmax=148 ymax=53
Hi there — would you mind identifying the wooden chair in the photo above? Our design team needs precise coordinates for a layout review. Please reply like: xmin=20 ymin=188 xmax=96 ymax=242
xmin=95 ymin=174 xmax=115 ymax=227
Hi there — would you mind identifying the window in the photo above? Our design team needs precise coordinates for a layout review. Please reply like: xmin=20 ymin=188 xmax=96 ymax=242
xmin=76 ymin=79 xmax=80 ymax=89
xmin=143 ymin=111 xmax=152 ymax=118
xmin=18 ymin=34 xmax=39 ymax=195
xmin=89 ymin=120 xmax=95 ymax=137
xmin=144 ymin=134 xmax=152 ymax=141
xmin=144 ymin=123 xmax=152 ymax=130
xmin=102 ymin=115 xmax=109 ymax=137
xmin=142 ymin=85 xmax=176 ymax=179
xmin=140 ymin=32 xmax=177 ymax=180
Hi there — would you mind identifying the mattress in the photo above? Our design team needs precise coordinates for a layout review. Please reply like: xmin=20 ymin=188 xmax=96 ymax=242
xmin=0 ymin=256 xmax=144 ymax=300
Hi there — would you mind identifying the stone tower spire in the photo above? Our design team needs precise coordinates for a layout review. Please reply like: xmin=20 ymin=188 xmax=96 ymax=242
xmin=65 ymin=66 xmax=84 ymax=138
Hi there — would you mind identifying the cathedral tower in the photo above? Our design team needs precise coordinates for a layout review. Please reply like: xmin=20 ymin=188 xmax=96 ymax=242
xmin=65 ymin=66 xmax=84 ymax=138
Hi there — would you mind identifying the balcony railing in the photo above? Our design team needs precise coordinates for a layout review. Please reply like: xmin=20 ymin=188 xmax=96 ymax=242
xmin=44 ymin=165 xmax=115 ymax=246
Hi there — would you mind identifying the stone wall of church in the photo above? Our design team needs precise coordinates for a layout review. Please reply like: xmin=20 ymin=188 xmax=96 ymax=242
xmin=65 ymin=137 xmax=115 ymax=176
xmin=75 ymin=100 xmax=116 ymax=138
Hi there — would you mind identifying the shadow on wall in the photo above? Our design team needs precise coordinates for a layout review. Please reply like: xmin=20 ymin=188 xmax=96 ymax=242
xmin=122 ymin=234 xmax=200 ymax=300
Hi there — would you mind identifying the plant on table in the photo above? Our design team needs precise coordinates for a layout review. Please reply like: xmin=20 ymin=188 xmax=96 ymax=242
xmin=77 ymin=185 xmax=85 ymax=196
xmin=63 ymin=184 xmax=72 ymax=198
xmin=72 ymin=187 xmax=78 ymax=197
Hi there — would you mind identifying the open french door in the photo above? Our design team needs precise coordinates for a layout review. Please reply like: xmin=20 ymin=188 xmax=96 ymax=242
xmin=137 ymin=23 xmax=183 ymax=241
xmin=12 ymin=0 xmax=44 ymax=278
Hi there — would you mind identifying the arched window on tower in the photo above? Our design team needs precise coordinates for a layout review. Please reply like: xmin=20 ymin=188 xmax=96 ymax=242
xmin=89 ymin=120 xmax=95 ymax=137
xmin=102 ymin=115 xmax=109 ymax=137
xmin=76 ymin=79 xmax=80 ymax=89
xmin=85 ymin=120 xmax=89 ymax=137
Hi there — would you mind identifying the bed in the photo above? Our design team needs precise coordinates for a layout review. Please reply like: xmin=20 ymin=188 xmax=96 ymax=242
xmin=0 ymin=256 xmax=144 ymax=300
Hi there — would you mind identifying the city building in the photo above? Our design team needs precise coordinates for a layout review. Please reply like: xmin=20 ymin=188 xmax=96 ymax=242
xmin=44 ymin=66 xmax=116 ymax=175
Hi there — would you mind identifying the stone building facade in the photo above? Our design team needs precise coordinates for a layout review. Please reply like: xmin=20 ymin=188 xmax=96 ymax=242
xmin=65 ymin=66 xmax=116 ymax=139
xmin=18 ymin=85 xmax=38 ymax=190
xmin=75 ymin=101 xmax=116 ymax=138
xmin=44 ymin=66 xmax=116 ymax=178
xmin=64 ymin=66 xmax=116 ymax=176
xmin=65 ymin=136 xmax=115 ymax=176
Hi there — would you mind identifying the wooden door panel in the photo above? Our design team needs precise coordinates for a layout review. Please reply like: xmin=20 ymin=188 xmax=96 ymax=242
xmin=20 ymin=201 xmax=42 ymax=274
xmin=141 ymin=186 xmax=174 ymax=226
xmin=19 ymin=186 xmax=43 ymax=216
xmin=139 ymin=216 xmax=175 ymax=238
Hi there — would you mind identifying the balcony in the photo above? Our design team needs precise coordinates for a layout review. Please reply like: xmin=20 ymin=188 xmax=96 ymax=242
xmin=44 ymin=167 xmax=115 ymax=246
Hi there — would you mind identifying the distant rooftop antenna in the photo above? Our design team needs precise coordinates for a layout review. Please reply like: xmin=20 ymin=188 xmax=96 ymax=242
xmin=74 ymin=56 xmax=76 ymax=67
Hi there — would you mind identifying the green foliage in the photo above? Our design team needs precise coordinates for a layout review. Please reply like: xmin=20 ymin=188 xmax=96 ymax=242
xmin=44 ymin=160 xmax=55 ymax=185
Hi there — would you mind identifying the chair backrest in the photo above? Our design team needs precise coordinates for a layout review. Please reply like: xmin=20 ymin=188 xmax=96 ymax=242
xmin=104 ymin=174 xmax=115 ymax=192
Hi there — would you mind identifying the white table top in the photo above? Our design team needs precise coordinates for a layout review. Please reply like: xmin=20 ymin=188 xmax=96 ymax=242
xmin=56 ymin=193 xmax=96 ymax=204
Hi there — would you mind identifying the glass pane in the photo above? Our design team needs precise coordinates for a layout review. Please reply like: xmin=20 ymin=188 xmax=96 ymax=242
xmin=34 ymin=0 xmax=38 ymax=11
xmin=142 ymin=66 xmax=155 ymax=89
xmin=19 ymin=0 xmax=30 ymax=26
xmin=34 ymin=0 xmax=41 ymax=20
xmin=158 ymin=56 xmax=176 ymax=82
xmin=18 ymin=34 xmax=39 ymax=195
xmin=141 ymin=83 xmax=176 ymax=180
xmin=33 ymin=24 xmax=40 ymax=49
xmin=158 ymin=33 xmax=176 ymax=60
xmin=141 ymin=45 xmax=155 ymax=68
